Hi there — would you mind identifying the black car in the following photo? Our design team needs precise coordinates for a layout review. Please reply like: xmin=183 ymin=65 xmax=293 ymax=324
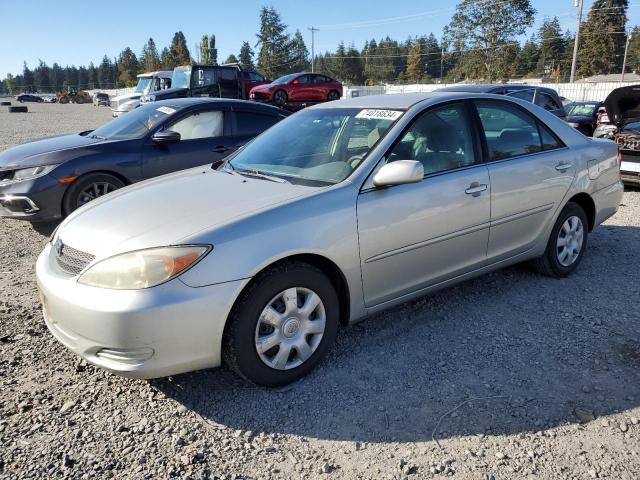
xmin=437 ymin=84 xmax=567 ymax=119
xmin=564 ymin=101 xmax=604 ymax=136
xmin=0 ymin=98 xmax=289 ymax=221
xmin=604 ymin=85 xmax=640 ymax=186
xmin=16 ymin=94 xmax=43 ymax=103
xmin=93 ymin=92 xmax=111 ymax=107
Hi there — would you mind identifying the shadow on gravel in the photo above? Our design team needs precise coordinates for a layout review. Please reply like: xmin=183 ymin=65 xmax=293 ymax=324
xmin=31 ymin=220 xmax=61 ymax=237
xmin=155 ymin=225 xmax=640 ymax=443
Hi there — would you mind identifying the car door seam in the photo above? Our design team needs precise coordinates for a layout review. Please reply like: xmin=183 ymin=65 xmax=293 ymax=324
xmin=490 ymin=203 xmax=554 ymax=227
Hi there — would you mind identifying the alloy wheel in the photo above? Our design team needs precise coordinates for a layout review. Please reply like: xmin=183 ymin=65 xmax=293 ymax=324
xmin=556 ymin=215 xmax=584 ymax=267
xmin=274 ymin=91 xmax=287 ymax=106
xmin=254 ymin=287 xmax=326 ymax=370
xmin=77 ymin=182 xmax=118 ymax=207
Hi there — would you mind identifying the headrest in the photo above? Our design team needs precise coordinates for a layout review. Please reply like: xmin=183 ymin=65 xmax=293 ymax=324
xmin=368 ymin=128 xmax=381 ymax=149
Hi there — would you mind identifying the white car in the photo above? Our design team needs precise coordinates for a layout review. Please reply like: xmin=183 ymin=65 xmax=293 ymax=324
xmin=110 ymin=71 xmax=172 ymax=117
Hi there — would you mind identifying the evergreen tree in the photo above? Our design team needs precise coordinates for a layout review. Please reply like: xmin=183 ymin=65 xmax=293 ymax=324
xmin=78 ymin=66 xmax=89 ymax=89
xmin=117 ymin=47 xmax=139 ymax=87
xmin=289 ymin=30 xmax=310 ymax=72
xmin=51 ymin=63 xmax=63 ymax=91
xmin=200 ymin=35 xmax=211 ymax=64
xmin=224 ymin=54 xmax=239 ymax=64
xmin=160 ymin=47 xmax=175 ymax=70
xmin=239 ymin=41 xmax=254 ymax=66
xmin=98 ymin=55 xmax=114 ymax=88
xmin=537 ymin=17 xmax=565 ymax=76
xmin=23 ymin=62 xmax=35 ymax=92
xmin=578 ymin=0 xmax=629 ymax=77
xmin=209 ymin=35 xmax=218 ymax=65
xmin=406 ymin=38 xmax=423 ymax=83
xmin=170 ymin=31 xmax=191 ymax=66
xmin=140 ymin=38 xmax=161 ymax=72
xmin=627 ymin=25 xmax=640 ymax=72
xmin=515 ymin=35 xmax=540 ymax=76
xmin=344 ymin=44 xmax=364 ymax=84
xmin=87 ymin=62 xmax=98 ymax=89
xmin=331 ymin=42 xmax=347 ymax=81
xmin=256 ymin=6 xmax=291 ymax=79
xmin=5 ymin=74 xmax=14 ymax=94
xmin=443 ymin=0 xmax=536 ymax=81
xmin=34 ymin=60 xmax=51 ymax=92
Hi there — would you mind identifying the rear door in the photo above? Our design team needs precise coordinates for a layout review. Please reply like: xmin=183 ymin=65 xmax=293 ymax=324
xmin=473 ymin=99 xmax=575 ymax=262
xmin=534 ymin=90 xmax=566 ymax=119
xmin=141 ymin=107 xmax=234 ymax=178
xmin=231 ymin=108 xmax=286 ymax=147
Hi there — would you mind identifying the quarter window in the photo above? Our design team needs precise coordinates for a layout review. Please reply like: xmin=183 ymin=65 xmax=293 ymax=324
xmin=235 ymin=112 xmax=280 ymax=136
xmin=168 ymin=110 xmax=223 ymax=140
xmin=535 ymin=92 xmax=562 ymax=111
xmin=475 ymin=101 xmax=562 ymax=160
xmin=388 ymin=104 xmax=476 ymax=175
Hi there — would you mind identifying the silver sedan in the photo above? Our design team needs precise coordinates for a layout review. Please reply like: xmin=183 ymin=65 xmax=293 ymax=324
xmin=36 ymin=92 xmax=624 ymax=386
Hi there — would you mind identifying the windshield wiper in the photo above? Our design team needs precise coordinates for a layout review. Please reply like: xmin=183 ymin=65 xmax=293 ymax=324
xmin=90 ymin=134 xmax=108 ymax=140
xmin=235 ymin=168 xmax=290 ymax=184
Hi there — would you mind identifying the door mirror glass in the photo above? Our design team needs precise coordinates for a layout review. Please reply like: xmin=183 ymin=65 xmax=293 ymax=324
xmin=152 ymin=130 xmax=181 ymax=144
xmin=373 ymin=160 xmax=424 ymax=187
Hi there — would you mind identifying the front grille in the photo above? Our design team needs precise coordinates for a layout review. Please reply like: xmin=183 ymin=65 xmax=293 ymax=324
xmin=53 ymin=240 xmax=95 ymax=275
xmin=110 ymin=99 xmax=119 ymax=110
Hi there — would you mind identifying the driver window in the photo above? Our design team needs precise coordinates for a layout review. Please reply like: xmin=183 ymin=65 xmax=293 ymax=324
xmin=168 ymin=110 xmax=223 ymax=141
xmin=388 ymin=104 xmax=476 ymax=175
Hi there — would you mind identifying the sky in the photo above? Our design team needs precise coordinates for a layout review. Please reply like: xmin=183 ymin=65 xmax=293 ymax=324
xmin=1 ymin=0 xmax=638 ymax=79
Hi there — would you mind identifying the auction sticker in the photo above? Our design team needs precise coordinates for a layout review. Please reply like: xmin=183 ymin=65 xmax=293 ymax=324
xmin=356 ymin=109 xmax=403 ymax=120
xmin=156 ymin=106 xmax=176 ymax=115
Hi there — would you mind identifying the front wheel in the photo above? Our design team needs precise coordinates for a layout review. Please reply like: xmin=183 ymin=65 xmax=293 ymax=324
xmin=531 ymin=202 xmax=588 ymax=277
xmin=223 ymin=262 xmax=339 ymax=386
xmin=327 ymin=90 xmax=341 ymax=102
xmin=272 ymin=89 xmax=288 ymax=107
xmin=62 ymin=173 xmax=125 ymax=216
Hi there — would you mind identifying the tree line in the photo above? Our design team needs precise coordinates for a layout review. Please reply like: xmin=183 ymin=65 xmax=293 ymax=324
xmin=1 ymin=1 xmax=638 ymax=94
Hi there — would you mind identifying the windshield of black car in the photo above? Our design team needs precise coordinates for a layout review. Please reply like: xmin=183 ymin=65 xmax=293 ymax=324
xmin=135 ymin=77 xmax=152 ymax=94
xmin=227 ymin=108 xmax=402 ymax=185
xmin=623 ymin=121 xmax=640 ymax=132
xmin=172 ymin=68 xmax=191 ymax=89
xmin=567 ymin=104 xmax=597 ymax=116
xmin=90 ymin=104 xmax=174 ymax=140
xmin=271 ymin=73 xmax=297 ymax=84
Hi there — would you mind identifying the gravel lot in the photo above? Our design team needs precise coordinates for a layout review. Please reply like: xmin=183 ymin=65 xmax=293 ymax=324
xmin=1 ymin=101 xmax=639 ymax=479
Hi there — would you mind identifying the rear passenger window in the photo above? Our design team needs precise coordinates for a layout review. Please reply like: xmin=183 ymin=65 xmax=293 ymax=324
xmin=476 ymin=101 xmax=562 ymax=160
xmin=507 ymin=89 xmax=534 ymax=103
xmin=535 ymin=92 xmax=561 ymax=111
xmin=388 ymin=103 xmax=476 ymax=175
xmin=235 ymin=111 xmax=280 ymax=136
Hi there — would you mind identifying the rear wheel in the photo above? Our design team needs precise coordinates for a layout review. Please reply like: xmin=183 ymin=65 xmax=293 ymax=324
xmin=327 ymin=90 xmax=341 ymax=102
xmin=531 ymin=202 xmax=588 ymax=277
xmin=223 ymin=261 xmax=339 ymax=387
xmin=273 ymin=89 xmax=288 ymax=107
xmin=63 ymin=173 xmax=125 ymax=216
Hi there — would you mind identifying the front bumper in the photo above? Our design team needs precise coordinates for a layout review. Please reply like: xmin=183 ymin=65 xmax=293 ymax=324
xmin=0 ymin=174 xmax=65 ymax=221
xmin=36 ymin=243 xmax=247 ymax=379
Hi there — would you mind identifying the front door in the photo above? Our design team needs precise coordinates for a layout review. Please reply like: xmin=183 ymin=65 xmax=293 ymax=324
xmin=142 ymin=108 xmax=233 ymax=178
xmin=473 ymin=100 xmax=576 ymax=262
xmin=357 ymin=102 xmax=491 ymax=307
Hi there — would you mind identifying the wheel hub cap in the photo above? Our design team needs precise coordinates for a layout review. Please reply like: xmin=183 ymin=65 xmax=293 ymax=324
xmin=556 ymin=215 xmax=584 ymax=267
xmin=282 ymin=317 xmax=301 ymax=337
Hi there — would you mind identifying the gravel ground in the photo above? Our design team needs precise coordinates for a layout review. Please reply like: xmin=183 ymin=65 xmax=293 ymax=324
xmin=1 ymin=101 xmax=639 ymax=479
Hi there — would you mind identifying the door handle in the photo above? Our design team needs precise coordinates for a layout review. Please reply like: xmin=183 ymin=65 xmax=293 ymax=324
xmin=465 ymin=183 xmax=488 ymax=195
xmin=555 ymin=163 xmax=572 ymax=172
xmin=212 ymin=145 xmax=230 ymax=153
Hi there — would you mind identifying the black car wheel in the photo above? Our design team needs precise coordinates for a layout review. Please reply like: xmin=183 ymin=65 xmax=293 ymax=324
xmin=273 ymin=90 xmax=288 ymax=107
xmin=63 ymin=173 xmax=125 ymax=215
xmin=327 ymin=90 xmax=341 ymax=102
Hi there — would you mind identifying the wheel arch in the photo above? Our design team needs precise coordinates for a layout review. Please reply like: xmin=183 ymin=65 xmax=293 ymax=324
xmin=566 ymin=192 xmax=596 ymax=231
xmin=61 ymin=170 xmax=132 ymax=215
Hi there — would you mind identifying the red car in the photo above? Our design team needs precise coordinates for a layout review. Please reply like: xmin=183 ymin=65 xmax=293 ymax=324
xmin=249 ymin=72 xmax=342 ymax=107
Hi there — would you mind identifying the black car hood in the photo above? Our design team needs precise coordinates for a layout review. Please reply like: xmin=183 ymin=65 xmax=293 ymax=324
xmin=150 ymin=87 xmax=189 ymax=100
xmin=0 ymin=133 xmax=103 ymax=171
xmin=604 ymin=85 xmax=640 ymax=127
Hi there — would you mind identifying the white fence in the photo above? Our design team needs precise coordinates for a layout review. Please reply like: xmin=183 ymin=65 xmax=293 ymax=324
xmin=345 ymin=81 xmax=640 ymax=102
xmin=88 ymin=87 xmax=135 ymax=98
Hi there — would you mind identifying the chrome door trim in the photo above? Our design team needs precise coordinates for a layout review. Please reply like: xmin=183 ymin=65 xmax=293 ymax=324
xmin=490 ymin=203 xmax=554 ymax=227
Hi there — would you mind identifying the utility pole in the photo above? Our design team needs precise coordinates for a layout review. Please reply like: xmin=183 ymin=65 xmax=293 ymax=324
xmin=570 ymin=0 xmax=583 ymax=83
xmin=622 ymin=31 xmax=632 ymax=82
xmin=308 ymin=27 xmax=319 ymax=72
xmin=440 ymin=47 xmax=444 ymax=83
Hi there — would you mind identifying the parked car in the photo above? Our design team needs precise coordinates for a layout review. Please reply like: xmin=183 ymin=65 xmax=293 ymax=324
xmin=16 ymin=94 xmax=43 ymax=103
xmin=93 ymin=92 xmax=110 ymax=107
xmin=36 ymin=92 xmax=623 ymax=386
xmin=142 ymin=64 xmax=266 ymax=104
xmin=564 ymin=101 xmax=604 ymax=136
xmin=110 ymin=71 xmax=172 ymax=117
xmin=437 ymin=84 xmax=567 ymax=119
xmin=0 ymin=99 xmax=288 ymax=221
xmin=43 ymin=95 xmax=57 ymax=103
xmin=604 ymin=85 xmax=640 ymax=185
xmin=249 ymin=72 xmax=343 ymax=108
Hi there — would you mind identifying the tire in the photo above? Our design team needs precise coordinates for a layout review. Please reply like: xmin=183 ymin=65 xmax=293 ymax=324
xmin=0 ymin=101 xmax=10 ymax=106
xmin=62 ymin=173 xmax=125 ymax=216
xmin=223 ymin=261 xmax=339 ymax=387
xmin=9 ymin=106 xmax=28 ymax=113
xmin=327 ymin=90 xmax=341 ymax=102
xmin=272 ymin=89 xmax=288 ymax=107
xmin=531 ymin=202 xmax=588 ymax=278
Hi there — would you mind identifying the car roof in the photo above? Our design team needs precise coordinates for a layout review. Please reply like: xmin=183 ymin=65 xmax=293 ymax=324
xmin=438 ymin=83 xmax=560 ymax=95
xmin=311 ymin=92 xmax=439 ymax=110
xmin=152 ymin=97 xmax=288 ymax=114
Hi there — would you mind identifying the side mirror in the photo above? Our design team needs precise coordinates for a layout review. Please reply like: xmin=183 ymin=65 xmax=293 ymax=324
xmin=292 ymin=79 xmax=300 ymax=85
xmin=152 ymin=130 xmax=181 ymax=144
xmin=373 ymin=160 xmax=424 ymax=187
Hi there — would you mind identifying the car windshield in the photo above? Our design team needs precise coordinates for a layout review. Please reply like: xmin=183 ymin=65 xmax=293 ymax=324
xmin=227 ymin=107 xmax=403 ymax=185
xmin=567 ymin=104 xmax=597 ymax=116
xmin=135 ymin=77 xmax=152 ymax=94
xmin=271 ymin=73 xmax=298 ymax=84
xmin=623 ymin=121 xmax=640 ymax=132
xmin=90 ymin=103 xmax=175 ymax=141
xmin=172 ymin=68 xmax=191 ymax=89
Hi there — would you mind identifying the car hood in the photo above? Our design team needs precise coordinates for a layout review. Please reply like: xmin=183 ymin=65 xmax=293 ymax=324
xmin=57 ymin=167 xmax=317 ymax=259
xmin=251 ymin=83 xmax=275 ymax=93
xmin=0 ymin=133 xmax=102 ymax=171
xmin=604 ymin=85 xmax=640 ymax=127
xmin=150 ymin=87 xmax=189 ymax=100
xmin=566 ymin=115 xmax=593 ymax=123
xmin=111 ymin=92 xmax=142 ymax=103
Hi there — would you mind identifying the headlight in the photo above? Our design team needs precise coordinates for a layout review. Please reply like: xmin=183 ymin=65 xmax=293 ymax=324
xmin=568 ymin=122 xmax=580 ymax=128
xmin=12 ymin=164 xmax=58 ymax=182
xmin=77 ymin=245 xmax=211 ymax=290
